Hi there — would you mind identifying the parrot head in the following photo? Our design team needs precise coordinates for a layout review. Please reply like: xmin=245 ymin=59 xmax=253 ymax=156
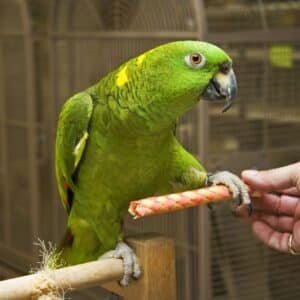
xmin=138 ymin=40 xmax=237 ymax=114
xmin=108 ymin=40 xmax=237 ymax=131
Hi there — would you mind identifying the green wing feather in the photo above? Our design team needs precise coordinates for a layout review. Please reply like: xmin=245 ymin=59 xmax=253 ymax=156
xmin=55 ymin=92 xmax=94 ymax=213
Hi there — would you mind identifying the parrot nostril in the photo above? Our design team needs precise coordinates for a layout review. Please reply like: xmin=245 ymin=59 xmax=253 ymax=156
xmin=220 ymin=63 xmax=231 ymax=75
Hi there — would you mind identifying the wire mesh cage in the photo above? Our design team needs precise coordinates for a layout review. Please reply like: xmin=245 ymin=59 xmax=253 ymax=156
xmin=0 ymin=0 xmax=300 ymax=299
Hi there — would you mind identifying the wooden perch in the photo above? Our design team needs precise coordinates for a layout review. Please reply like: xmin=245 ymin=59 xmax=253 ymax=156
xmin=0 ymin=234 xmax=176 ymax=300
xmin=102 ymin=234 xmax=176 ymax=300
xmin=0 ymin=259 xmax=123 ymax=299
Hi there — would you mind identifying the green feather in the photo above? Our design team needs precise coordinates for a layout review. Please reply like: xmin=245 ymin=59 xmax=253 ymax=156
xmin=55 ymin=92 xmax=94 ymax=212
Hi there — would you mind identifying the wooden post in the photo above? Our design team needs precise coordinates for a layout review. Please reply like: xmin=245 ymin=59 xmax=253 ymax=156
xmin=102 ymin=233 xmax=177 ymax=300
xmin=0 ymin=234 xmax=176 ymax=300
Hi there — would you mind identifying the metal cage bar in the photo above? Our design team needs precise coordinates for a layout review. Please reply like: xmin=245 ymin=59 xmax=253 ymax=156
xmin=1 ymin=27 xmax=300 ymax=42
xmin=0 ymin=41 xmax=10 ymax=246
xmin=192 ymin=1 xmax=212 ymax=299
xmin=19 ymin=0 xmax=40 ymax=252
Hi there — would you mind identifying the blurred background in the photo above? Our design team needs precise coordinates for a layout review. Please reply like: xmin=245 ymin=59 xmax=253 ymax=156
xmin=0 ymin=0 xmax=300 ymax=299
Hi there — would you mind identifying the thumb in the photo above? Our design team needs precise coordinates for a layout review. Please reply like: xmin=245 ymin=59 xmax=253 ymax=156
xmin=242 ymin=162 xmax=300 ymax=192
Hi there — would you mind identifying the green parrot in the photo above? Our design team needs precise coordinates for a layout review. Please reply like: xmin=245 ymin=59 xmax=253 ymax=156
xmin=55 ymin=40 xmax=251 ymax=285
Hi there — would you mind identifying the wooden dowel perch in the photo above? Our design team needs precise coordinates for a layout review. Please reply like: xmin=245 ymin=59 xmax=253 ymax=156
xmin=0 ymin=259 xmax=123 ymax=300
xmin=0 ymin=235 xmax=176 ymax=300
xmin=129 ymin=184 xmax=233 ymax=219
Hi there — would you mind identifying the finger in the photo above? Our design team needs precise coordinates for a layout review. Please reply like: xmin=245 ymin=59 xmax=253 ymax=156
xmin=237 ymin=209 xmax=294 ymax=232
xmin=252 ymin=193 xmax=300 ymax=216
xmin=294 ymin=200 xmax=300 ymax=220
xmin=252 ymin=221 xmax=289 ymax=253
xmin=292 ymin=220 xmax=300 ymax=252
xmin=257 ymin=214 xmax=294 ymax=233
xmin=242 ymin=162 xmax=300 ymax=192
xmin=236 ymin=193 xmax=300 ymax=217
xmin=280 ymin=187 xmax=300 ymax=196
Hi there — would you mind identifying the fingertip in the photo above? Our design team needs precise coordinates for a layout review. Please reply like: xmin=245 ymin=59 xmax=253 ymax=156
xmin=241 ymin=170 xmax=259 ymax=185
xmin=242 ymin=170 xmax=265 ymax=188
xmin=242 ymin=169 xmax=270 ymax=191
xmin=252 ymin=220 xmax=268 ymax=236
xmin=242 ymin=170 xmax=259 ymax=180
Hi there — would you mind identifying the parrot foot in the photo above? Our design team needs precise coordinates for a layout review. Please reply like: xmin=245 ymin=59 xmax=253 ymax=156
xmin=208 ymin=171 xmax=252 ymax=215
xmin=99 ymin=241 xmax=142 ymax=286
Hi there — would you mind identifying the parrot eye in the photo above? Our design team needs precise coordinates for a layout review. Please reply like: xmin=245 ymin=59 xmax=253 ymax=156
xmin=185 ymin=52 xmax=206 ymax=69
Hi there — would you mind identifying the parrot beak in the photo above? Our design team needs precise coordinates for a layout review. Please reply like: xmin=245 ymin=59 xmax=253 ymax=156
xmin=202 ymin=63 xmax=237 ymax=112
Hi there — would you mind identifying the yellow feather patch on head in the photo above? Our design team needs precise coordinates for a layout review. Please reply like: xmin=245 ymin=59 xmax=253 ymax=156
xmin=116 ymin=65 xmax=129 ymax=87
xmin=136 ymin=54 xmax=146 ymax=66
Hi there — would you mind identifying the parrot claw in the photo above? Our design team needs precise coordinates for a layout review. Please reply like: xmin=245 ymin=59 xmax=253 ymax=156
xmin=208 ymin=171 xmax=252 ymax=216
xmin=99 ymin=241 xmax=141 ymax=286
xmin=245 ymin=202 xmax=253 ymax=216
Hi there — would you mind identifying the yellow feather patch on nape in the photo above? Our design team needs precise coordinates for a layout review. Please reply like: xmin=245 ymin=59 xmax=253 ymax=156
xmin=116 ymin=65 xmax=129 ymax=87
xmin=136 ymin=54 xmax=146 ymax=66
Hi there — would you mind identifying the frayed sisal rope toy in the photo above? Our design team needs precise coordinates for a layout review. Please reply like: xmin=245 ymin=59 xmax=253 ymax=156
xmin=129 ymin=184 xmax=240 ymax=219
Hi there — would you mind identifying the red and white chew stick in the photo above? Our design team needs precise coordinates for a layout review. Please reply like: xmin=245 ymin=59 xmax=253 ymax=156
xmin=128 ymin=185 xmax=233 ymax=219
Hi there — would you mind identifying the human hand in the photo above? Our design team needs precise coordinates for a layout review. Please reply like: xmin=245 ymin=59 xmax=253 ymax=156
xmin=237 ymin=162 xmax=300 ymax=254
